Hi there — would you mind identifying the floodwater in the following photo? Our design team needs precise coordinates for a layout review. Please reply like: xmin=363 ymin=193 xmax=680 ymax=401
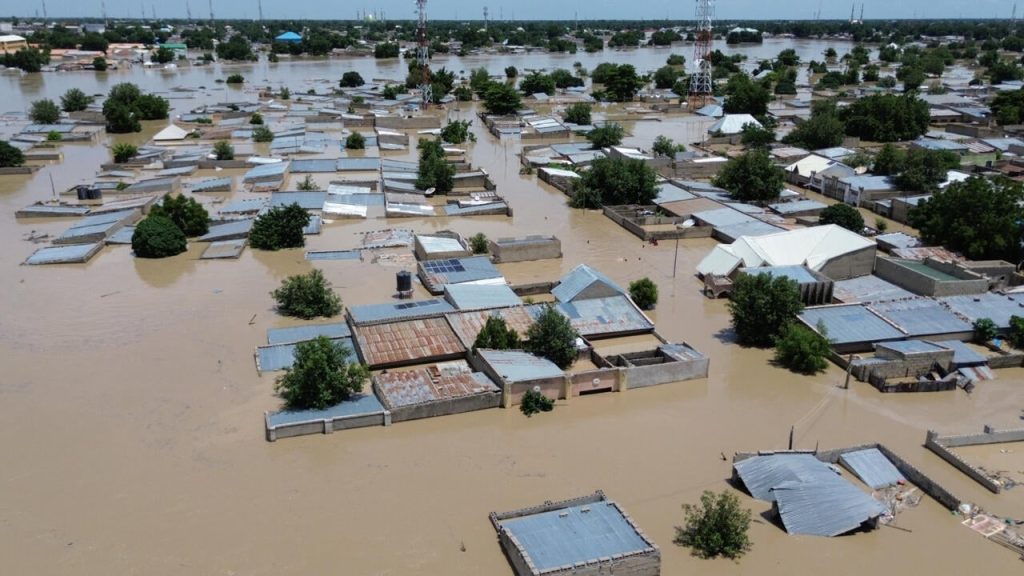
xmin=2 ymin=40 xmax=1024 ymax=575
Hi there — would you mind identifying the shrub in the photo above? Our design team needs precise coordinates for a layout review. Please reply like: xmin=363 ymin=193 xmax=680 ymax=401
xmin=1009 ymin=316 xmax=1024 ymax=349
xmin=249 ymin=112 xmax=263 ymax=125
xmin=92 ymin=56 xmax=107 ymax=71
xmin=253 ymin=126 xmax=274 ymax=142
xmin=520 ymin=388 xmax=555 ymax=417
xmin=819 ymin=203 xmax=865 ymax=233
xmin=46 ymin=131 xmax=62 ymax=142
xmin=339 ymin=71 xmax=365 ymax=87
xmin=713 ymin=149 xmax=784 ymax=204
xmin=416 ymin=139 xmax=455 ymax=193
xmin=505 ymin=65 xmax=518 ymax=78
xmin=0 ymin=141 xmax=25 ymax=167
xmin=345 ymin=132 xmax=365 ymax=150
xmin=226 ymin=73 xmax=245 ymax=84
xmin=652 ymin=135 xmax=683 ymax=157
xmin=272 ymin=269 xmax=342 ymax=319
xmin=469 ymin=233 xmax=488 ymax=254
xmin=111 ymin=143 xmax=138 ymax=163
xmin=249 ymin=203 xmax=310 ymax=250
xmin=586 ymin=123 xmax=625 ymax=149
xmin=440 ymin=120 xmax=472 ymax=144
xmin=280 ymin=87 xmax=291 ymax=100
xmin=296 ymin=174 xmax=320 ymax=191
xmin=213 ymin=141 xmax=234 ymax=161
xmin=483 ymin=82 xmax=522 ymax=115
xmin=564 ymin=102 xmax=592 ymax=125
xmin=525 ymin=305 xmax=579 ymax=369
xmin=675 ymin=491 xmax=752 ymax=560
xmin=774 ymin=323 xmax=831 ymax=374
xmin=30 ymin=99 xmax=60 ymax=124
xmin=570 ymin=156 xmax=657 ymax=209
xmin=875 ymin=218 xmax=889 ymax=233
xmin=275 ymin=336 xmax=368 ymax=410
xmin=131 ymin=215 xmax=187 ymax=258
xmin=473 ymin=315 xmax=521 ymax=352
xmin=149 ymin=194 xmax=210 ymax=237
xmin=629 ymin=277 xmax=658 ymax=310
xmin=728 ymin=273 xmax=804 ymax=347
xmin=974 ymin=318 xmax=999 ymax=344
xmin=60 ymin=88 xmax=91 ymax=112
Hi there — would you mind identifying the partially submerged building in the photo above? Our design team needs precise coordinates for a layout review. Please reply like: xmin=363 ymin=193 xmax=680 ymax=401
xmin=373 ymin=360 xmax=501 ymax=423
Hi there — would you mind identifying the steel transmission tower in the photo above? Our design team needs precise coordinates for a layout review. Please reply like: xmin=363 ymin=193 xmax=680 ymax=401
xmin=417 ymin=0 xmax=432 ymax=108
xmin=688 ymin=0 xmax=714 ymax=108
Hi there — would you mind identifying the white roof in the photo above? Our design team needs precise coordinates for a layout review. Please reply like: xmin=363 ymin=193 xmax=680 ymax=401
xmin=0 ymin=35 xmax=27 ymax=43
xmin=708 ymin=114 xmax=762 ymax=135
xmin=152 ymin=124 xmax=188 ymax=142
xmin=939 ymin=170 xmax=971 ymax=189
xmin=785 ymin=154 xmax=838 ymax=176
xmin=696 ymin=225 xmax=874 ymax=276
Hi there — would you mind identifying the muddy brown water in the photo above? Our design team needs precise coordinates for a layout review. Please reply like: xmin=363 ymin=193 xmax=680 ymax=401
xmin=3 ymin=45 xmax=1024 ymax=575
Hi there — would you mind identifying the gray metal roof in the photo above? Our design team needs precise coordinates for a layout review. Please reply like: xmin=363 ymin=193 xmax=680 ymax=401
xmin=24 ymin=242 xmax=102 ymax=265
xmin=419 ymin=257 xmax=503 ymax=291
xmin=496 ymin=501 xmax=651 ymax=571
xmin=444 ymin=283 xmax=522 ymax=311
xmin=267 ymin=322 xmax=353 ymax=345
xmin=243 ymin=162 xmax=289 ymax=182
xmin=442 ymin=202 xmax=509 ymax=216
xmin=875 ymin=232 xmax=922 ymax=250
xmin=124 ymin=177 xmax=177 ymax=193
xmin=348 ymin=299 xmax=455 ymax=324
xmin=289 ymin=158 xmax=338 ymax=173
xmin=16 ymin=204 xmax=90 ymax=217
xmin=936 ymin=340 xmax=987 ymax=366
xmin=55 ymin=209 xmax=138 ymax=244
xmin=200 ymin=239 xmax=246 ymax=259
xmin=218 ymin=198 xmax=267 ymax=214
xmin=839 ymin=448 xmax=906 ymax=489
xmin=717 ymin=221 xmax=785 ymax=241
xmin=269 ymin=191 xmax=326 ymax=210
xmin=266 ymin=393 xmax=383 ymax=427
xmin=693 ymin=207 xmax=753 ymax=227
xmin=769 ymin=199 xmax=827 ymax=215
xmin=832 ymin=275 xmax=916 ymax=304
xmin=740 ymin=265 xmax=819 ymax=285
xmin=552 ymin=264 xmax=624 ymax=303
xmin=190 ymin=176 xmax=233 ymax=192
xmin=840 ymin=175 xmax=895 ymax=191
xmin=105 ymin=226 xmax=135 ymax=245
xmin=305 ymin=250 xmax=361 ymax=261
xmin=940 ymin=293 xmax=1024 ymax=329
xmin=337 ymin=157 xmax=382 ymax=171
xmin=870 ymin=299 xmax=972 ymax=338
xmin=198 ymin=219 xmax=254 ymax=242
xmin=733 ymin=454 xmax=839 ymax=502
xmin=380 ymin=158 xmax=418 ymax=172
xmin=876 ymin=339 xmax=947 ymax=355
xmin=303 ymin=215 xmax=322 ymax=235
xmin=799 ymin=305 xmax=905 ymax=345
xmin=556 ymin=296 xmax=654 ymax=338
xmin=477 ymin=350 xmax=564 ymax=383
xmin=772 ymin=479 xmax=887 ymax=537
xmin=256 ymin=337 xmax=356 ymax=372
xmin=654 ymin=182 xmax=697 ymax=205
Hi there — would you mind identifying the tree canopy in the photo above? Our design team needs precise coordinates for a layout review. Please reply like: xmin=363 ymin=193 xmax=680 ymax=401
xmin=0 ymin=141 xmax=25 ymax=167
xmin=774 ymin=323 xmax=831 ymax=375
xmin=592 ymin=63 xmax=642 ymax=102
xmin=722 ymin=74 xmax=771 ymax=116
xmin=675 ymin=491 xmax=752 ymax=560
xmin=275 ymin=336 xmax=368 ymax=411
xmin=483 ymin=82 xmax=522 ymax=115
xmin=564 ymin=102 xmax=592 ymax=125
xmin=30 ymin=99 xmax=60 ymax=124
xmin=712 ymin=149 xmax=784 ymax=204
xmin=586 ymin=123 xmax=624 ymax=149
xmin=818 ymin=203 xmax=864 ymax=233
xmin=249 ymin=203 xmax=310 ymax=250
xmin=102 ymin=82 xmax=169 ymax=133
xmin=782 ymin=99 xmax=845 ymax=150
xmin=272 ymin=269 xmax=343 ymax=319
xmin=525 ymin=305 xmax=579 ymax=369
xmin=570 ymin=156 xmax=658 ymax=209
xmin=131 ymin=215 xmax=187 ymax=258
xmin=727 ymin=273 xmax=804 ymax=347
xmin=149 ymin=194 xmax=210 ymax=237
xmin=473 ymin=315 xmax=522 ymax=352
xmin=416 ymin=139 xmax=455 ymax=193
xmin=629 ymin=278 xmax=659 ymax=310
xmin=910 ymin=176 xmax=1024 ymax=262
xmin=60 ymin=88 xmax=90 ymax=112
xmin=840 ymin=93 xmax=929 ymax=142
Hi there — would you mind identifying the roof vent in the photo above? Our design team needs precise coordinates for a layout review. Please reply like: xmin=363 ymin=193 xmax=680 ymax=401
xmin=580 ymin=507 xmax=591 ymax=513
xmin=559 ymin=511 xmax=569 ymax=518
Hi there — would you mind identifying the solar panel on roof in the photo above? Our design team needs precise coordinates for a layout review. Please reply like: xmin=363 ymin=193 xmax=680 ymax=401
xmin=424 ymin=259 xmax=466 ymax=274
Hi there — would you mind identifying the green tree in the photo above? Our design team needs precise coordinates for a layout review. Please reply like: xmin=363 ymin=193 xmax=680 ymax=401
xmin=564 ymin=102 xmax=592 ymax=125
xmin=505 ymin=66 xmax=518 ymax=79
xmin=974 ymin=318 xmax=999 ymax=344
xmin=910 ymin=177 xmax=1024 ymax=261
xmin=1009 ymin=316 xmax=1024 ymax=349
xmin=840 ymin=93 xmax=929 ymax=142
xmin=213 ymin=141 xmax=234 ymax=161
xmin=153 ymin=46 xmax=175 ymax=64
xmin=92 ymin=56 xmax=108 ymax=71
xmin=46 ymin=130 xmax=62 ymax=142
xmin=740 ymin=123 xmax=775 ymax=149
xmin=520 ymin=388 xmax=555 ymax=417
xmin=103 ymin=82 xmax=168 ymax=133
xmin=597 ymin=63 xmax=642 ymax=102
xmin=272 ymin=269 xmax=342 ymax=319
xmin=253 ymin=126 xmax=274 ymax=143
xmin=818 ymin=203 xmax=865 ymax=232
xmin=473 ymin=315 xmax=521 ymax=352
xmin=713 ymin=149 xmax=784 ymax=204
xmin=111 ymin=143 xmax=137 ymax=163
xmin=629 ymin=277 xmax=658 ymax=310
xmin=60 ymin=88 xmax=91 ymax=112
xmin=149 ymin=194 xmax=210 ymax=237
xmin=275 ymin=336 xmax=368 ymax=410
xmin=215 ymin=35 xmax=254 ymax=60
xmin=29 ymin=99 xmax=60 ymax=124
xmin=675 ymin=490 xmax=751 ymax=560
xmin=2 ymin=48 xmax=48 ymax=72
xmin=653 ymin=65 xmax=682 ymax=89
xmin=774 ymin=323 xmax=831 ymax=374
xmin=296 ymin=174 xmax=321 ymax=191
xmin=570 ymin=156 xmax=658 ymax=208
xmin=416 ymin=139 xmax=455 ymax=193
xmin=519 ymin=71 xmax=556 ymax=95
xmin=525 ymin=305 xmax=579 ymax=369
xmin=131 ymin=215 xmax=187 ymax=258
xmin=667 ymin=53 xmax=686 ymax=66
xmin=339 ymin=71 xmax=365 ymax=87
xmin=469 ymin=67 xmax=492 ymax=96
xmin=226 ymin=73 xmax=245 ymax=84
xmin=374 ymin=42 xmax=400 ymax=58
xmin=652 ymin=135 xmax=684 ymax=157
xmin=586 ymin=123 xmax=625 ymax=149
xmin=469 ymin=232 xmax=489 ymax=254
xmin=991 ymin=89 xmax=1024 ymax=126
xmin=249 ymin=112 xmax=263 ymax=125
xmin=249 ymin=203 xmax=310 ymax=250
xmin=894 ymin=149 xmax=961 ymax=193
xmin=872 ymin=144 xmax=906 ymax=175
xmin=0 ymin=141 xmax=25 ymax=167
xmin=549 ymin=68 xmax=583 ymax=89
xmin=483 ymin=82 xmax=522 ymax=115
xmin=345 ymin=132 xmax=365 ymax=150
xmin=722 ymin=74 xmax=771 ymax=116
xmin=782 ymin=100 xmax=845 ymax=150
xmin=727 ymin=273 xmax=804 ymax=347
xmin=440 ymin=120 xmax=472 ymax=144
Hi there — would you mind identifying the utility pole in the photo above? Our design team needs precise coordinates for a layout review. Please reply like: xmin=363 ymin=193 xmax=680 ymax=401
xmin=186 ymin=0 xmax=192 ymax=23
xmin=209 ymin=0 xmax=214 ymax=24
xmin=102 ymin=0 xmax=108 ymax=26
xmin=860 ymin=4 xmax=865 ymax=22
xmin=483 ymin=6 xmax=488 ymax=31
xmin=417 ymin=0 xmax=432 ymax=108
xmin=41 ymin=0 xmax=47 ymax=20
xmin=688 ymin=0 xmax=714 ymax=109
xmin=258 ymin=0 xmax=263 ymax=21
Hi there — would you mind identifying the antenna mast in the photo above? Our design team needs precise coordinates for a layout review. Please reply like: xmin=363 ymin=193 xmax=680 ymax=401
xmin=209 ymin=0 xmax=214 ymax=24
xmin=484 ymin=6 xmax=489 ymax=31
xmin=102 ymin=0 xmax=108 ymax=25
xmin=41 ymin=0 xmax=47 ymax=20
xmin=688 ymin=0 xmax=714 ymax=108
xmin=186 ymin=0 xmax=192 ymax=22
xmin=258 ymin=0 xmax=263 ymax=21
xmin=417 ymin=0 xmax=432 ymax=108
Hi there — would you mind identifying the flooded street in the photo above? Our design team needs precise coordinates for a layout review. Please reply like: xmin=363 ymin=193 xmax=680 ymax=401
xmin=3 ymin=40 xmax=1024 ymax=575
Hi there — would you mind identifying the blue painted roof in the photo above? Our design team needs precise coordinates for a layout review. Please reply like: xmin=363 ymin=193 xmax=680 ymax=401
xmin=266 ymin=393 xmax=383 ymax=428
xmin=257 ymin=337 xmax=357 ymax=372
xmin=269 ymin=191 xmax=326 ymax=210
xmin=348 ymin=299 xmax=455 ymax=324
xmin=799 ymin=305 xmax=905 ymax=345
xmin=267 ymin=322 xmax=352 ymax=345
xmin=497 ymin=502 xmax=651 ymax=571
xmin=552 ymin=264 xmax=624 ymax=303
xmin=870 ymin=299 xmax=972 ymax=338
xmin=24 ymin=243 xmax=102 ymax=265
xmin=740 ymin=265 xmax=819 ymax=285
xmin=275 ymin=31 xmax=303 ymax=41
xmin=839 ymin=448 xmax=906 ymax=489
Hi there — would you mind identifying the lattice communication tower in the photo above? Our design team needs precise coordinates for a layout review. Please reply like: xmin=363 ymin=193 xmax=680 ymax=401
xmin=689 ymin=0 xmax=714 ymax=108
xmin=417 ymin=0 xmax=432 ymax=108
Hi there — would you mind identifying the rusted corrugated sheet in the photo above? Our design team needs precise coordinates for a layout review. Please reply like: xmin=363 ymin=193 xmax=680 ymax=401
xmin=353 ymin=317 xmax=466 ymax=368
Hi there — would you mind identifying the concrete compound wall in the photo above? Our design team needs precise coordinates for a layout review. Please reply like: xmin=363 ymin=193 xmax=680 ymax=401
xmin=819 ymin=245 xmax=877 ymax=281
xmin=490 ymin=237 xmax=562 ymax=263
xmin=375 ymin=116 xmax=442 ymax=130
xmin=624 ymin=356 xmax=711 ymax=389
xmin=385 ymin=391 xmax=501 ymax=424
xmin=926 ymin=430 xmax=1005 ymax=494
xmin=265 ymin=409 xmax=391 ymax=442
xmin=874 ymin=257 xmax=988 ymax=297
xmin=853 ymin=349 xmax=954 ymax=383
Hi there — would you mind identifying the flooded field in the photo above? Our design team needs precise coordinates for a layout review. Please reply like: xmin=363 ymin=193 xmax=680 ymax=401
xmin=3 ymin=40 xmax=1024 ymax=575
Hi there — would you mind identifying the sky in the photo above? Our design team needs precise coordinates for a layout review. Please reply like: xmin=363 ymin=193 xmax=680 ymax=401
xmin=1 ymin=0 xmax=1018 ymax=22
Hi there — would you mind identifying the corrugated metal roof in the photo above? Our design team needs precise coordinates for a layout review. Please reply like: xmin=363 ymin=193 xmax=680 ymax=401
xmin=876 ymin=339 xmax=947 ymax=355
xmin=769 ymin=199 xmax=827 ymax=215
xmin=496 ymin=501 xmax=651 ymax=571
xmin=832 ymin=276 xmax=915 ymax=304
xmin=256 ymin=337 xmax=356 ymax=372
xmin=305 ymin=250 xmax=362 ymax=261
xmin=198 ymin=219 xmax=254 ymax=241
xmin=445 ymin=307 xmax=539 ymax=348
xmin=16 ymin=204 xmax=91 ymax=217
xmin=870 ymin=299 xmax=972 ymax=338
xmin=839 ymin=448 xmax=906 ymax=489
xmin=218 ymin=198 xmax=267 ymax=215
xmin=55 ymin=209 xmax=138 ymax=244
xmin=243 ymin=162 xmax=289 ymax=182
xmin=289 ymin=158 xmax=338 ymax=173
xmin=875 ymin=232 xmax=922 ymax=250
xmin=654 ymin=182 xmax=697 ymax=205
xmin=940 ymin=293 xmax=1024 ymax=329
xmin=717 ymin=221 xmax=786 ymax=242
xmin=733 ymin=454 xmax=839 ymax=502
xmin=362 ymin=228 xmax=413 ymax=249
xmin=799 ymin=305 xmax=905 ymax=346
xmin=190 ymin=176 xmax=233 ymax=192
xmin=337 ymin=157 xmax=382 ymax=171
xmin=556 ymin=296 xmax=653 ymax=338
xmin=269 ymin=191 xmax=326 ymax=210
xmin=936 ymin=340 xmax=987 ymax=366
xmin=349 ymin=298 xmax=455 ymax=324
xmin=419 ymin=257 xmax=503 ymax=291
xmin=740 ymin=265 xmax=819 ymax=285
xmin=24 ymin=242 xmax=103 ymax=265
xmin=105 ymin=226 xmax=135 ymax=245
xmin=267 ymin=322 xmax=352 ymax=345
xmin=353 ymin=317 xmax=466 ymax=368
xmin=418 ymin=235 xmax=465 ymax=254
xmin=124 ymin=177 xmax=177 ymax=194
xmin=477 ymin=349 xmax=564 ymax=382
xmin=772 ymin=479 xmax=887 ymax=536
xmin=266 ymin=393 xmax=384 ymax=427
xmin=444 ymin=283 xmax=522 ymax=311
xmin=374 ymin=362 xmax=498 ymax=408
xmin=443 ymin=202 xmax=508 ymax=216
xmin=200 ymin=239 xmax=246 ymax=259
xmin=552 ymin=264 xmax=624 ymax=303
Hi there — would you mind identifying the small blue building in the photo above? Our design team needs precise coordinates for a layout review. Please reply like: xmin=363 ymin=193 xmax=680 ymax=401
xmin=275 ymin=31 xmax=303 ymax=43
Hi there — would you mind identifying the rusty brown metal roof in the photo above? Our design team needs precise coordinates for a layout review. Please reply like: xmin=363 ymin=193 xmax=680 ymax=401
xmin=373 ymin=361 xmax=499 ymax=409
xmin=445 ymin=307 xmax=538 ymax=348
xmin=353 ymin=317 xmax=466 ymax=368
xmin=889 ymin=246 xmax=962 ymax=262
